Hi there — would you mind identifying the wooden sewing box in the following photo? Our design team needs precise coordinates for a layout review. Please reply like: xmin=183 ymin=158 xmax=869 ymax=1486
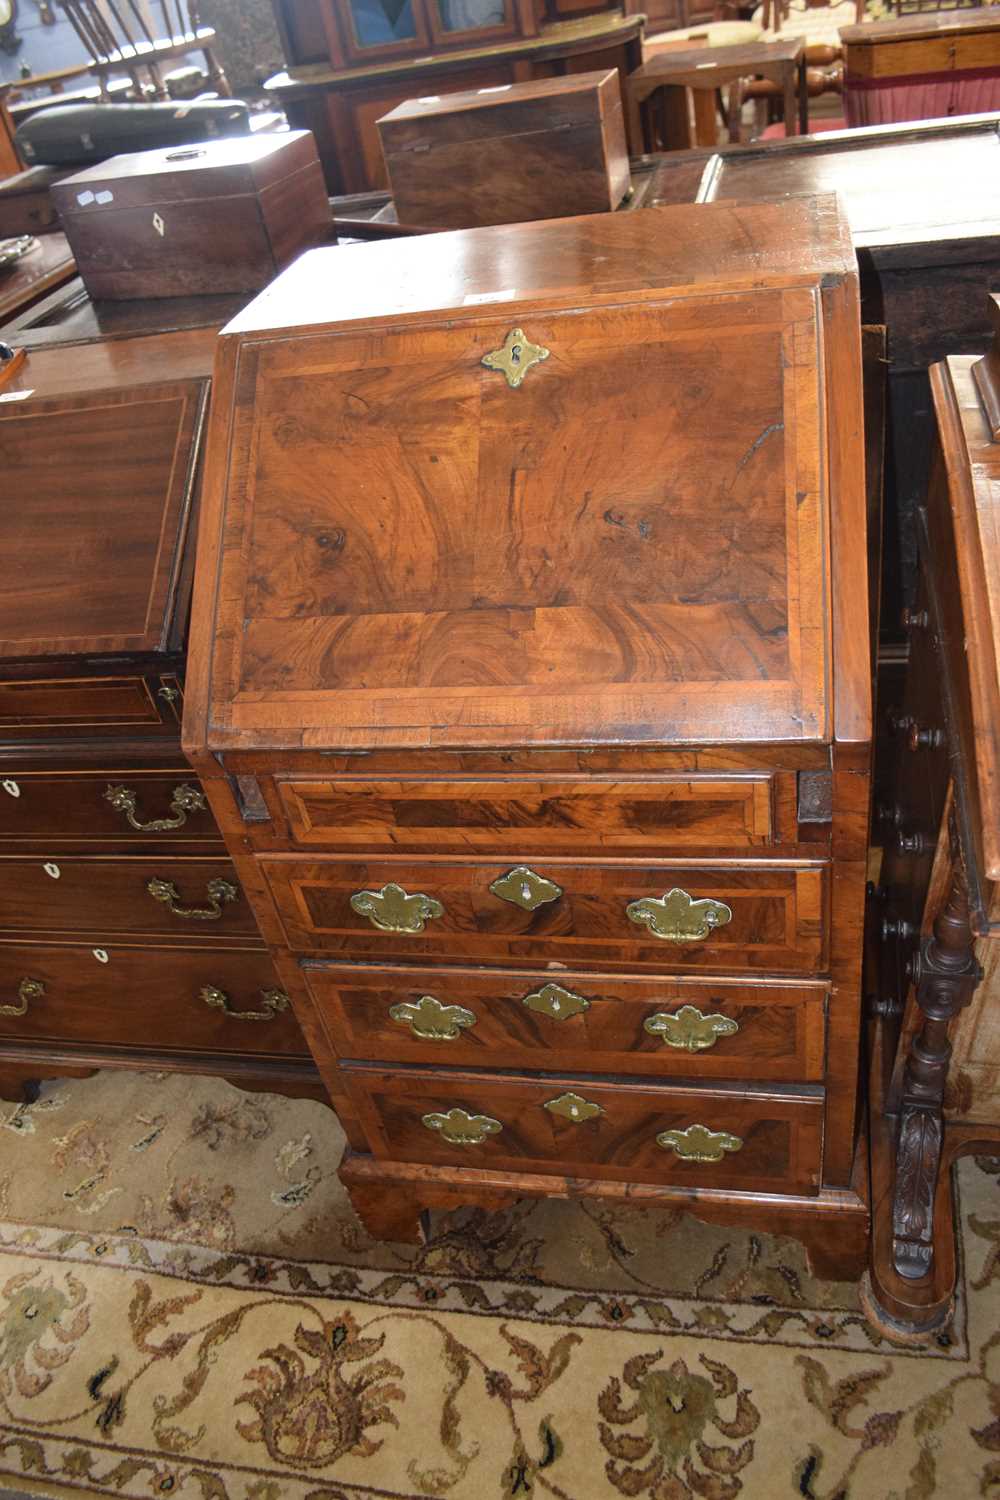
xmin=184 ymin=197 xmax=873 ymax=1273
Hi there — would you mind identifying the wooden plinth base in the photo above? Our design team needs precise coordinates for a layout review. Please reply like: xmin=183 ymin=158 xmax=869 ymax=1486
xmin=0 ymin=1042 xmax=328 ymax=1106
xmin=867 ymin=1020 xmax=1000 ymax=1338
xmin=339 ymin=1145 xmax=871 ymax=1283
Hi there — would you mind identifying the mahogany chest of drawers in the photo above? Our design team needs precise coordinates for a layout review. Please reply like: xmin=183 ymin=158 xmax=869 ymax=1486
xmin=376 ymin=71 xmax=631 ymax=230
xmin=184 ymin=199 xmax=873 ymax=1274
xmin=0 ymin=322 xmax=323 ymax=1103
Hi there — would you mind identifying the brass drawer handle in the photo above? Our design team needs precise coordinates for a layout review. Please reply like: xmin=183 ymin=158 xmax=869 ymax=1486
xmin=199 ymin=985 xmax=290 ymax=1023
xmin=522 ymin=981 xmax=591 ymax=1020
xmin=644 ymin=1005 xmax=739 ymax=1052
xmin=147 ymin=876 xmax=238 ymax=920
xmin=657 ymin=1124 xmax=743 ymax=1162
xmin=489 ymin=865 xmax=563 ymax=911
xmin=350 ymin=882 xmax=443 ymax=934
xmin=422 ymin=1107 xmax=502 ymax=1146
xmin=105 ymin=782 xmax=206 ymax=832
xmin=0 ymin=977 xmax=44 ymax=1017
xmin=544 ymin=1091 xmax=603 ymax=1123
xmin=389 ymin=994 xmax=476 ymax=1041
xmin=626 ymin=888 xmax=732 ymax=943
xmin=481 ymin=326 xmax=549 ymax=388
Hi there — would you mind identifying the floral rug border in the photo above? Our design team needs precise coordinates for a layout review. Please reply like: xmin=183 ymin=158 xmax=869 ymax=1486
xmin=0 ymin=1217 xmax=969 ymax=1360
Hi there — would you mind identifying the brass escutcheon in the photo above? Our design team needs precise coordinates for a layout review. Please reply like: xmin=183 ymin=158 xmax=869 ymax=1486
xmin=481 ymin=327 xmax=550 ymax=389
xmin=489 ymin=865 xmax=563 ymax=912
xmin=147 ymin=876 xmax=239 ymax=921
xmin=626 ymin=888 xmax=732 ymax=943
xmin=105 ymin=782 xmax=206 ymax=833
xmin=644 ymin=1004 xmax=739 ymax=1052
xmin=521 ymin=981 xmax=591 ymax=1020
xmin=350 ymin=882 xmax=444 ymax=934
xmin=199 ymin=985 xmax=289 ymax=1022
xmin=389 ymin=994 xmax=476 ymax=1041
xmin=543 ymin=1091 xmax=604 ymax=1123
xmin=656 ymin=1123 xmax=743 ymax=1162
xmin=0 ymin=977 xmax=44 ymax=1017
xmin=422 ymin=1107 xmax=502 ymax=1146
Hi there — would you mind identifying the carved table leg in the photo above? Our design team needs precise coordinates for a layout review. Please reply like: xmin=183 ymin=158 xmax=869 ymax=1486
xmin=891 ymin=848 xmax=981 ymax=1282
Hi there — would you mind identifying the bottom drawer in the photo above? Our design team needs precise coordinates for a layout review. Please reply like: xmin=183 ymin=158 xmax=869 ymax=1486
xmin=345 ymin=1065 xmax=823 ymax=1194
xmin=0 ymin=943 xmax=310 ymax=1057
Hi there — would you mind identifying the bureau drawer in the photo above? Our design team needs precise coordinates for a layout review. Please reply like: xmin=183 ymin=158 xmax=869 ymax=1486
xmin=0 ymin=771 xmax=220 ymax=846
xmin=0 ymin=676 xmax=178 ymax=738
xmin=304 ymin=963 xmax=827 ymax=1081
xmin=345 ymin=1065 xmax=823 ymax=1194
xmin=0 ymin=942 xmax=308 ymax=1055
xmin=264 ymin=858 xmax=827 ymax=973
xmin=0 ymin=857 xmax=259 ymax=942
xmin=274 ymin=775 xmax=775 ymax=853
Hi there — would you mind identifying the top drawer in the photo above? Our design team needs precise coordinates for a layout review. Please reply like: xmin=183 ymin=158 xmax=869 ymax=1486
xmin=270 ymin=775 xmax=777 ymax=854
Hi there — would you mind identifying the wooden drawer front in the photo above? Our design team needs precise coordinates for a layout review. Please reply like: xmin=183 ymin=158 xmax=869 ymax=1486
xmin=275 ymin=775 xmax=774 ymax=853
xmin=0 ymin=772 xmax=221 ymax=846
xmin=345 ymin=1066 xmax=823 ymax=1194
xmin=263 ymin=858 xmax=827 ymax=973
xmin=0 ymin=677 xmax=174 ymax=736
xmin=0 ymin=943 xmax=308 ymax=1055
xmin=0 ymin=857 xmax=259 ymax=942
xmin=305 ymin=964 xmax=827 ymax=1081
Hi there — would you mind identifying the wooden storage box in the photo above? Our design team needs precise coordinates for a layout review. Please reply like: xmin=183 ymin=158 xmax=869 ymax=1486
xmin=376 ymin=70 xmax=631 ymax=229
xmin=50 ymin=132 xmax=330 ymax=301
xmin=182 ymin=200 xmax=874 ymax=1274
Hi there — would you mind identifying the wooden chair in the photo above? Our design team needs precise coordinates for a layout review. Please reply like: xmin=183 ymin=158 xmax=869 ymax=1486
xmin=57 ymin=0 xmax=230 ymax=100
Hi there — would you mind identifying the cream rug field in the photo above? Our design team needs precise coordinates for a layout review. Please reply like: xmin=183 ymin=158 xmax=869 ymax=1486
xmin=0 ymin=1071 xmax=995 ymax=1500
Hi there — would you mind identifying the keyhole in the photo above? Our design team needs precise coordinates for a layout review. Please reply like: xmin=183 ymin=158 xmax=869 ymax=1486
xmin=2 ymin=780 xmax=19 ymax=798
xmin=92 ymin=949 xmax=109 ymax=964
xmin=510 ymin=344 xmax=522 ymax=363
xmin=43 ymin=862 xmax=60 ymax=879
xmin=521 ymin=882 xmax=531 ymax=903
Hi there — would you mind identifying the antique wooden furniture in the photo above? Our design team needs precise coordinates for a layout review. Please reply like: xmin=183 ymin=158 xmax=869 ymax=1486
xmin=57 ymin=0 xmax=230 ymax=99
xmin=866 ymin=308 xmax=1000 ymax=1336
xmin=0 ymin=320 xmax=324 ymax=1105
xmin=377 ymin=71 xmax=630 ymax=229
xmin=627 ymin=38 xmax=808 ymax=152
xmin=50 ymin=133 xmax=329 ymax=301
xmin=0 ymin=230 xmax=75 ymax=323
xmin=184 ymin=197 xmax=873 ymax=1274
xmin=266 ymin=0 xmax=644 ymax=195
xmin=0 ymin=166 xmax=68 ymax=238
xmin=840 ymin=8 xmax=1000 ymax=126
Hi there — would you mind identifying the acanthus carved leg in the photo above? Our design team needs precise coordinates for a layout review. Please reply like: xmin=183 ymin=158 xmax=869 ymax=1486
xmin=891 ymin=837 xmax=981 ymax=1281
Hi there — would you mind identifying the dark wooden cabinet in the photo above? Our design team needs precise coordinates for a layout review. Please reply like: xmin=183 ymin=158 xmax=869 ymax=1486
xmin=184 ymin=199 xmax=873 ymax=1275
xmin=867 ymin=313 xmax=1000 ymax=1338
xmin=0 ymin=318 xmax=324 ymax=1104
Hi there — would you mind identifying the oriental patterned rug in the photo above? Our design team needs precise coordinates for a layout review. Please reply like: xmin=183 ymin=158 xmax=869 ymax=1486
xmin=0 ymin=1071 xmax=996 ymax=1500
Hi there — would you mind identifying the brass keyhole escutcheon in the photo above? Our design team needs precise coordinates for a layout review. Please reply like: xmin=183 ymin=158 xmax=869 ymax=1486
xmin=489 ymin=866 xmax=563 ymax=912
xmin=481 ymin=327 xmax=550 ymax=389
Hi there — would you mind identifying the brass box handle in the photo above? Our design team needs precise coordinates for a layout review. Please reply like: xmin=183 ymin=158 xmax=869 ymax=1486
xmin=656 ymin=1124 xmax=743 ymax=1162
xmin=147 ymin=876 xmax=238 ymax=921
xmin=200 ymin=985 xmax=290 ymax=1023
xmin=0 ymin=977 xmax=44 ymax=1017
xmin=389 ymin=994 xmax=476 ymax=1041
xmin=626 ymin=888 xmax=732 ymax=943
xmin=350 ymin=882 xmax=444 ymax=934
xmin=105 ymin=782 xmax=206 ymax=833
xmin=422 ymin=1107 xmax=502 ymax=1146
xmin=644 ymin=1005 xmax=739 ymax=1052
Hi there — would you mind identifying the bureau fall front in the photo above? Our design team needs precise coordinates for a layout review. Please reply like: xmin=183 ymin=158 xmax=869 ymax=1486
xmin=183 ymin=198 xmax=873 ymax=1276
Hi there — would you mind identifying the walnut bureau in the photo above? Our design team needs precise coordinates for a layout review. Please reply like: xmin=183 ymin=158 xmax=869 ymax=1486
xmin=0 ymin=321 xmax=324 ymax=1103
xmin=184 ymin=199 xmax=873 ymax=1273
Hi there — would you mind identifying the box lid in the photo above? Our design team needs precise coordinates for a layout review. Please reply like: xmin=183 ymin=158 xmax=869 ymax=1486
xmin=51 ymin=132 xmax=319 ymax=216
xmin=0 ymin=331 xmax=213 ymax=661
xmin=186 ymin=198 xmax=867 ymax=754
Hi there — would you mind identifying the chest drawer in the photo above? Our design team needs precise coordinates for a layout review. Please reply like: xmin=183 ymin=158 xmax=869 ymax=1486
xmin=305 ymin=963 xmax=827 ymax=1082
xmin=0 ymin=771 xmax=220 ymax=847
xmin=271 ymin=774 xmax=776 ymax=854
xmin=0 ymin=857 xmax=259 ymax=942
xmin=344 ymin=1064 xmax=824 ymax=1194
xmin=263 ymin=858 xmax=827 ymax=974
xmin=0 ymin=676 xmax=179 ymax=738
xmin=0 ymin=942 xmax=308 ymax=1055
